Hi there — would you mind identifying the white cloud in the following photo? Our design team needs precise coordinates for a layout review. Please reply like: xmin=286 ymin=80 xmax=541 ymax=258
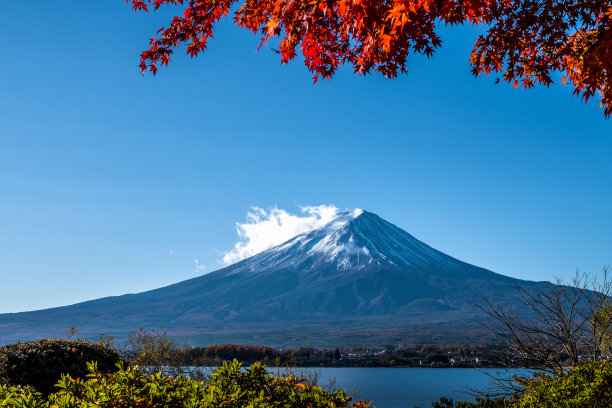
xmin=194 ymin=258 xmax=206 ymax=272
xmin=222 ymin=205 xmax=340 ymax=265
xmin=168 ymin=250 xmax=176 ymax=256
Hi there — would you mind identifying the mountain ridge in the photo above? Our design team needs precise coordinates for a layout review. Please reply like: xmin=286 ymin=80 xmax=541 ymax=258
xmin=0 ymin=210 xmax=546 ymax=347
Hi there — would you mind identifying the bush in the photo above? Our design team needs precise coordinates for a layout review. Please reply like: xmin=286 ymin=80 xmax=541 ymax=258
xmin=512 ymin=361 xmax=612 ymax=407
xmin=0 ymin=338 xmax=120 ymax=395
xmin=203 ymin=360 xmax=367 ymax=407
xmin=0 ymin=359 xmax=373 ymax=408
xmin=427 ymin=361 xmax=612 ymax=408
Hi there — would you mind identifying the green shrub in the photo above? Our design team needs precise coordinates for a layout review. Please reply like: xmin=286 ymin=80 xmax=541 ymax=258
xmin=513 ymin=361 xmax=612 ymax=407
xmin=427 ymin=362 xmax=612 ymax=408
xmin=203 ymin=360 xmax=366 ymax=407
xmin=0 ymin=384 xmax=45 ymax=408
xmin=0 ymin=359 xmax=372 ymax=408
xmin=0 ymin=338 xmax=120 ymax=395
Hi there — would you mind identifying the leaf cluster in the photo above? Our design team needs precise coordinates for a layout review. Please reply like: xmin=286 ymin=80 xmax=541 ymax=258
xmin=0 ymin=360 xmax=373 ymax=408
xmin=426 ymin=360 xmax=612 ymax=407
xmin=127 ymin=0 xmax=612 ymax=116
xmin=513 ymin=361 xmax=612 ymax=407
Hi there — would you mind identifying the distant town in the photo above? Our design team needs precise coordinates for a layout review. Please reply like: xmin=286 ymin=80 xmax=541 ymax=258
xmin=179 ymin=344 xmax=513 ymax=368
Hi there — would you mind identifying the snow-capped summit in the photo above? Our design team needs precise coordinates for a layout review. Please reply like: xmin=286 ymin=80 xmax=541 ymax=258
xmin=225 ymin=210 xmax=471 ymax=275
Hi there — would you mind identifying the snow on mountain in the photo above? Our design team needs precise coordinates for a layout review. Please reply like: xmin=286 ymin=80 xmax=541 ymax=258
xmin=225 ymin=209 xmax=462 ymax=274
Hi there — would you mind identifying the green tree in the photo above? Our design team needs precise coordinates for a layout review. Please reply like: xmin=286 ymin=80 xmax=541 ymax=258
xmin=590 ymin=302 xmax=612 ymax=358
xmin=513 ymin=361 xmax=612 ymax=407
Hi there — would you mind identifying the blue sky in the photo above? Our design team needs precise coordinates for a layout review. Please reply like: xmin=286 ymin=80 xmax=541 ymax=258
xmin=1 ymin=1 xmax=611 ymax=314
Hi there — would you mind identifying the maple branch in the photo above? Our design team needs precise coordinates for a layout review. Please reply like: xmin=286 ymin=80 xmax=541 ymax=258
xmin=125 ymin=0 xmax=612 ymax=116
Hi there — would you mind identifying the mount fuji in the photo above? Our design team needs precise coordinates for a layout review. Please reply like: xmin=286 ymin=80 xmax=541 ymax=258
xmin=0 ymin=210 xmax=547 ymax=347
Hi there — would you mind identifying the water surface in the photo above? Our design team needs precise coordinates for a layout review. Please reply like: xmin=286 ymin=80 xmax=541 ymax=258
xmin=305 ymin=367 xmax=521 ymax=408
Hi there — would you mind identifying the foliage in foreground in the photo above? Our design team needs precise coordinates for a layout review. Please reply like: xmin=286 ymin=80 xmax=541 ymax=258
xmin=0 ymin=360 xmax=372 ymax=408
xmin=0 ymin=339 xmax=120 ymax=395
xmin=512 ymin=361 xmax=612 ymax=407
xmin=428 ymin=360 xmax=612 ymax=408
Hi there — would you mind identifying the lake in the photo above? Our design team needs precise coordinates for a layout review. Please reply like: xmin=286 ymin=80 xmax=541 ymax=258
xmin=298 ymin=367 xmax=523 ymax=408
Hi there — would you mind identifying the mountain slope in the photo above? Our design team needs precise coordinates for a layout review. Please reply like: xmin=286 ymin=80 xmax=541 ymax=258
xmin=0 ymin=210 xmax=546 ymax=346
